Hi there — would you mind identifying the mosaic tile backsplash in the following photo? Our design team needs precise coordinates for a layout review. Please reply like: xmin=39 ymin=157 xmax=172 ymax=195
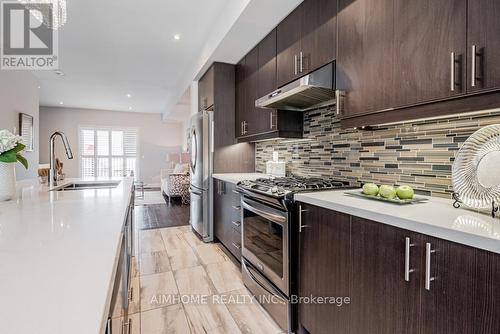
xmin=255 ymin=107 xmax=500 ymax=198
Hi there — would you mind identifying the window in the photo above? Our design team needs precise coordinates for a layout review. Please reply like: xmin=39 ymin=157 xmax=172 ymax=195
xmin=79 ymin=127 xmax=138 ymax=178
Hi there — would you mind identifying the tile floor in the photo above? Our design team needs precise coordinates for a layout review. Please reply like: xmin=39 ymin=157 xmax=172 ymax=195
xmin=130 ymin=225 xmax=284 ymax=333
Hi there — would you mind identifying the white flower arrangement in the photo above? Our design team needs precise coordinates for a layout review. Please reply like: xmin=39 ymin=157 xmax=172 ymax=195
xmin=0 ymin=130 xmax=28 ymax=169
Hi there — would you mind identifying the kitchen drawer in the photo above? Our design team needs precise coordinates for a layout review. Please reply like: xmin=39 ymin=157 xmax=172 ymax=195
xmin=229 ymin=228 xmax=242 ymax=261
xmin=230 ymin=218 xmax=242 ymax=234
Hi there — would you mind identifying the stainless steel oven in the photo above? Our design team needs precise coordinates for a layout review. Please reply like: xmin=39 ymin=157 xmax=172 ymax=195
xmin=241 ymin=196 xmax=290 ymax=331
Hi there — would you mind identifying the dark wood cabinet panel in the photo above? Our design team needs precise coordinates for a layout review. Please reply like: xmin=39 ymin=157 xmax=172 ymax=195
xmin=198 ymin=66 xmax=214 ymax=111
xmin=467 ymin=0 xmax=500 ymax=93
xmin=474 ymin=250 xmax=500 ymax=333
xmin=393 ymin=0 xmax=467 ymax=108
xmin=298 ymin=204 xmax=351 ymax=334
xmin=337 ymin=0 xmax=394 ymax=117
xmin=350 ymin=217 xmax=421 ymax=334
xmin=212 ymin=63 xmax=236 ymax=149
xmin=276 ymin=6 xmax=302 ymax=87
xmin=420 ymin=236 xmax=476 ymax=334
xmin=244 ymin=46 xmax=259 ymax=136
xmin=235 ymin=59 xmax=246 ymax=138
xmin=257 ymin=29 xmax=277 ymax=133
xmin=300 ymin=0 xmax=336 ymax=74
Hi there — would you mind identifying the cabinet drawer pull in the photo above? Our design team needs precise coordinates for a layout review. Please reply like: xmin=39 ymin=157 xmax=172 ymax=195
xmin=450 ymin=52 xmax=457 ymax=92
xmin=425 ymin=242 xmax=436 ymax=290
xmin=232 ymin=221 xmax=241 ymax=228
xmin=404 ymin=237 xmax=415 ymax=282
xmin=232 ymin=242 xmax=241 ymax=250
xmin=270 ymin=112 xmax=274 ymax=129
xmin=471 ymin=45 xmax=479 ymax=87
xmin=294 ymin=54 xmax=298 ymax=75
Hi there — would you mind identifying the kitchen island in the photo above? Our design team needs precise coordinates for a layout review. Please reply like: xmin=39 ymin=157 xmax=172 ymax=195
xmin=0 ymin=177 xmax=134 ymax=334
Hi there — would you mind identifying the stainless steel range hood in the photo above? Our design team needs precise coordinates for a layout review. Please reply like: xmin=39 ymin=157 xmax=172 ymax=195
xmin=255 ymin=62 xmax=335 ymax=111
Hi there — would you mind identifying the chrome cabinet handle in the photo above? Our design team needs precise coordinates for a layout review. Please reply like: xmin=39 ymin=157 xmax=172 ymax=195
xmin=471 ymin=45 xmax=478 ymax=87
xmin=294 ymin=55 xmax=298 ymax=75
xmin=450 ymin=52 xmax=456 ymax=91
xmin=300 ymin=51 xmax=303 ymax=73
xmin=404 ymin=237 xmax=415 ymax=282
xmin=128 ymin=286 xmax=133 ymax=302
xmin=425 ymin=242 xmax=436 ymax=290
xmin=269 ymin=112 xmax=273 ymax=129
xmin=298 ymin=204 xmax=309 ymax=233
xmin=335 ymin=90 xmax=346 ymax=116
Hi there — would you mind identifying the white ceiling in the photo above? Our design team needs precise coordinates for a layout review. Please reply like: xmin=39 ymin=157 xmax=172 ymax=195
xmin=35 ymin=0 xmax=302 ymax=120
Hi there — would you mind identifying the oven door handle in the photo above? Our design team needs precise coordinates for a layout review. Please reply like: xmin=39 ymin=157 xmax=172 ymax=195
xmin=241 ymin=200 xmax=287 ymax=224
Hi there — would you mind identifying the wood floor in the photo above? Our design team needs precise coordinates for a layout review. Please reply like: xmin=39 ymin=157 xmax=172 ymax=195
xmin=127 ymin=219 xmax=284 ymax=333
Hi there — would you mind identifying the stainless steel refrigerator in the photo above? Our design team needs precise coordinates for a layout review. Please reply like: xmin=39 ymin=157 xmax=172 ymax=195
xmin=189 ymin=110 xmax=213 ymax=242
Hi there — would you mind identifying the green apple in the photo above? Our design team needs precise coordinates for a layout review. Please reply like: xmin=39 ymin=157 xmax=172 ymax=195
xmin=362 ymin=183 xmax=379 ymax=196
xmin=397 ymin=185 xmax=414 ymax=200
xmin=379 ymin=185 xmax=397 ymax=199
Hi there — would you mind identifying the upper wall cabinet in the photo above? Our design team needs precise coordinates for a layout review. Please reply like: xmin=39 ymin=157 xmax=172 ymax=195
xmin=392 ymin=0 xmax=467 ymax=108
xmin=198 ymin=65 xmax=214 ymax=111
xmin=337 ymin=0 xmax=394 ymax=117
xmin=236 ymin=30 xmax=303 ymax=142
xmin=467 ymin=0 xmax=500 ymax=93
xmin=339 ymin=0 xmax=500 ymax=127
xmin=276 ymin=0 xmax=337 ymax=87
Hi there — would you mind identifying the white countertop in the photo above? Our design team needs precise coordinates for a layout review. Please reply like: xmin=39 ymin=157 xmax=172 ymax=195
xmin=0 ymin=177 xmax=134 ymax=334
xmin=295 ymin=190 xmax=500 ymax=254
xmin=212 ymin=173 xmax=268 ymax=184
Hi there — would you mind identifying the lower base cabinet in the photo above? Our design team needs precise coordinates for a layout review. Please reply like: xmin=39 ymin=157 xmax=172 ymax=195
xmin=213 ymin=179 xmax=242 ymax=261
xmin=298 ymin=203 xmax=500 ymax=334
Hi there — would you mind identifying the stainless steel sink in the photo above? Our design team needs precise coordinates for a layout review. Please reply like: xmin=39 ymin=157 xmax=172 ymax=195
xmin=54 ymin=181 xmax=121 ymax=191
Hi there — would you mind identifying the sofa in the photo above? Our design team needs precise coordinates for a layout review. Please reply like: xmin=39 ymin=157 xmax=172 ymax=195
xmin=160 ymin=163 xmax=189 ymax=203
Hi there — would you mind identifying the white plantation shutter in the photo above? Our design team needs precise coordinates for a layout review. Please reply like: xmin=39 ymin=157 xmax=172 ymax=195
xmin=79 ymin=127 xmax=138 ymax=178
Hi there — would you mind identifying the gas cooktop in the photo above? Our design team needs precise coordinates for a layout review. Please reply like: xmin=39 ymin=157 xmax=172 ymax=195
xmin=238 ymin=176 xmax=351 ymax=198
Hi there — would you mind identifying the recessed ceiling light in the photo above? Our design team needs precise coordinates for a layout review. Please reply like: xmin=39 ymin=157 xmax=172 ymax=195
xmin=37 ymin=85 xmax=41 ymax=89
xmin=173 ymin=34 xmax=180 ymax=40
xmin=128 ymin=106 xmax=132 ymax=110
xmin=59 ymin=101 xmax=64 ymax=105
xmin=126 ymin=93 xmax=132 ymax=98
xmin=54 ymin=70 xmax=65 ymax=76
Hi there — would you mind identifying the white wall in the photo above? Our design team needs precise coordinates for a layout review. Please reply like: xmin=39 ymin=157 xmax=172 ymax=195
xmin=0 ymin=72 xmax=40 ymax=180
xmin=39 ymin=107 xmax=185 ymax=185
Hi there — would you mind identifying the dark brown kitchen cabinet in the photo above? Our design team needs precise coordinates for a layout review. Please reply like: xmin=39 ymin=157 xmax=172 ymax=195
xmin=420 ymin=235 xmax=477 ymax=334
xmin=213 ymin=179 xmax=241 ymax=261
xmin=337 ymin=0 xmax=394 ymax=117
xmin=299 ymin=0 xmax=337 ymax=75
xmin=277 ymin=0 xmax=336 ymax=88
xmin=297 ymin=203 xmax=500 ymax=333
xmin=393 ymin=0 xmax=467 ymax=108
xmin=467 ymin=0 xmax=500 ymax=93
xmin=257 ymin=30 xmax=278 ymax=133
xmin=236 ymin=33 xmax=303 ymax=142
xmin=198 ymin=65 xmax=214 ymax=111
xmin=350 ymin=216 xmax=421 ymax=334
xmin=298 ymin=203 xmax=351 ymax=334
xmin=235 ymin=59 xmax=246 ymax=138
xmin=276 ymin=6 xmax=302 ymax=87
